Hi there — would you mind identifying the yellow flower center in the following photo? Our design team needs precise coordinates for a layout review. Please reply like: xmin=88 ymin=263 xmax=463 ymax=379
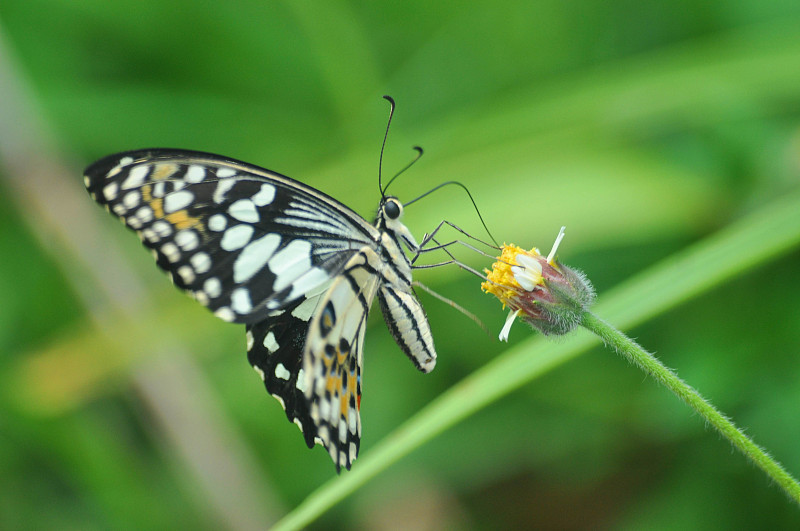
xmin=481 ymin=244 xmax=543 ymax=308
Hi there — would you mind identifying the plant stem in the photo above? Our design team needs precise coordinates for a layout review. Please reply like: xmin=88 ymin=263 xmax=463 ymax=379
xmin=580 ymin=311 xmax=800 ymax=504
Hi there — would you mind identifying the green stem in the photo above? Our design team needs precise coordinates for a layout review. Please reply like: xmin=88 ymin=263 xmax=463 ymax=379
xmin=581 ymin=311 xmax=800 ymax=504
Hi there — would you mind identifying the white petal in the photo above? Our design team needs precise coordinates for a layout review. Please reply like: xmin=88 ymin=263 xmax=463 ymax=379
xmin=499 ymin=309 xmax=520 ymax=342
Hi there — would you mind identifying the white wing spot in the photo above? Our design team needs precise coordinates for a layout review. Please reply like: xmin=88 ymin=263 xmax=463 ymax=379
xmin=228 ymin=199 xmax=260 ymax=223
xmin=161 ymin=242 xmax=181 ymax=263
xmin=349 ymin=442 xmax=357 ymax=463
xmin=121 ymin=165 xmax=149 ymax=189
xmin=252 ymin=183 xmax=276 ymax=206
xmin=274 ymin=363 xmax=291 ymax=380
xmin=152 ymin=221 xmax=172 ymax=238
xmin=153 ymin=181 xmax=166 ymax=198
xmin=177 ymin=265 xmax=195 ymax=284
xmin=263 ymin=331 xmax=279 ymax=353
xmin=231 ymin=287 xmax=252 ymax=314
xmin=127 ymin=217 xmax=142 ymax=229
xmin=164 ymin=190 xmax=194 ymax=213
xmin=190 ymin=252 xmax=211 ymax=274
xmin=122 ymin=191 xmax=141 ymax=209
xmin=253 ymin=365 xmax=265 ymax=381
xmin=135 ymin=206 xmax=153 ymax=223
xmin=119 ymin=156 xmax=134 ymax=167
xmin=296 ymin=368 xmax=307 ymax=393
xmin=203 ymin=277 xmax=222 ymax=298
xmin=272 ymin=393 xmax=286 ymax=409
xmin=194 ymin=291 xmax=209 ymax=305
xmin=142 ymin=228 xmax=158 ymax=242
xmin=175 ymin=230 xmax=199 ymax=251
xmin=213 ymin=179 xmax=236 ymax=203
xmin=270 ymin=240 xmax=312 ymax=291
xmin=112 ymin=204 xmax=127 ymax=216
xmin=214 ymin=307 xmax=235 ymax=322
xmin=216 ymin=167 xmax=236 ymax=178
xmin=220 ymin=224 xmax=254 ymax=251
xmin=185 ymin=165 xmax=206 ymax=183
xmin=245 ymin=330 xmax=254 ymax=350
xmin=233 ymin=233 xmax=280 ymax=283
xmin=208 ymin=214 xmax=227 ymax=232
xmin=103 ymin=182 xmax=119 ymax=200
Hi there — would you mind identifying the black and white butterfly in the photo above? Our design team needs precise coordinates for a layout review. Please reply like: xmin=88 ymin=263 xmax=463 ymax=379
xmin=83 ymin=145 xmax=437 ymax=471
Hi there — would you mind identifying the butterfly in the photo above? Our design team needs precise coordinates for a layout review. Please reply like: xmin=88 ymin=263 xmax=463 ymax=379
xmin=83 ymin=147 xmax=437 ymax=471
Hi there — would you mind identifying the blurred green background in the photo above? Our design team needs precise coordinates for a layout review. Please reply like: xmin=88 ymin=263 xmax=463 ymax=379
xmin=1 ymin=1 xmax=800 ymax=529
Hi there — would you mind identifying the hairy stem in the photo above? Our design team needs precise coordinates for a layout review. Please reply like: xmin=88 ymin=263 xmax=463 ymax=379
xmin=581 ymin=311 xmax=800 ymax=504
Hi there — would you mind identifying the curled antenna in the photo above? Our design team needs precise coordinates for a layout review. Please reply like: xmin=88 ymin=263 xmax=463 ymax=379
xmin=405 ymin=180 xmax=499 ymax=247
xmin=382 ymin=146 xmax=423 ymax=196
xmin=378 ymin=95 xmax=396 ymax=199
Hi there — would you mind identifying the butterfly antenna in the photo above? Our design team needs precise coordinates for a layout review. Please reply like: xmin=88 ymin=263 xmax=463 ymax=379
xmin=382 ymin=146 xmax=423 ymax=196
xmin=379 ymin=95 xmax=396 ymax=199
xmin=405 ymin=181 xmax=499 ymax=247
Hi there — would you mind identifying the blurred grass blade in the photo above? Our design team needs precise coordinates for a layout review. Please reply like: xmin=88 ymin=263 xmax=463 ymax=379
xmin=274 ymin=187 xmax=800 ymax=530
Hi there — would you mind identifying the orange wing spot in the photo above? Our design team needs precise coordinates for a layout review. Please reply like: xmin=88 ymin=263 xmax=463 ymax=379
xmin=166 ymin=210 xmax=203 ymax=230
xmin=150 ymin=162 xmax=179 ymax=181
xmin=340 ymin=390 xmax=349 ymax=418
xmin=142 ymin=185 xmax=165 ymax=218
xmin=326 ymin=373 xmax=341 ymax=393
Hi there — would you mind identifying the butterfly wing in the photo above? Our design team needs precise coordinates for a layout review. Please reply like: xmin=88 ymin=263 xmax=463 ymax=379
xmin=304 ymin=248 xmax=383 ymax=471
xmin=246 ymin=284 xmax=329 ymax=449
xmin=84 ymin=149 xmax=379 ymax=324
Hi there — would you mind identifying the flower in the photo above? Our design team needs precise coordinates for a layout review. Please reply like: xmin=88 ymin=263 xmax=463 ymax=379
xmin=481 ymin=227 xmax=594 ymax=340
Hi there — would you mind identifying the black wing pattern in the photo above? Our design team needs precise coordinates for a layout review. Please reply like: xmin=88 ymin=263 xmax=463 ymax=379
xmin=84 ymin=149 xmax=377 ymax=324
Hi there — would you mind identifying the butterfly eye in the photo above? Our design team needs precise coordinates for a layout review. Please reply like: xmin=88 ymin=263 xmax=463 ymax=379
xmin=384 ymin=198 xmax=402 ymax=220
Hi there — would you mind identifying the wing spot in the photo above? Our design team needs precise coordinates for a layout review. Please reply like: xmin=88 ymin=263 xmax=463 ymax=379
xmin=185 ymin=165 xmax=206 ymax=183
xmin=220 ymin=224 xmax=254 ymax=251
xmin=208 ymin=214 xmax=227 ymax=232
xmin=164 ymin=190 xmax=194 ymax=213
xmin=121 ymin=164 xmax=149 ymax=189
xmin=233 ymin=233 xmax=281 ymax=283
xmin=161 ymin=242 xmax=181 ymax=263
xmin=253 ymin=183 xmax=276 ymax=206
xmin=245 ymin=330 xmax=254 ymax=350
xmin=320 ymin=302 xmax=335 ymax=335
xmin=274 ymin=363 xmax=291 ymax=380
xmin=263 ymin=331 xmax=279 ymax=353
xmin=177 ymin=265 xmax=195 ymax=284
xmin=190 ymin=252 xmax=211 ymax=274
xmin=214 ymin=307 xmax=235 ymax=322
xmin=253 ymin=365 xmax=265 ymax=381
xmin=203 ymin=277 xmax=222 ymax=298
xmin=228 ymin=199 xmax=260 ymax=223
xmin=231 ymin=288 xmax=252 ymax=314
xmin=175 ymin=230 xmax=200 ymax=251
xmin=122 ymin=191 xmax=141 ymax=209
xmin=152 ymin=221 xmax=172 ymax=238
xmin=213 ymin=179 xmax=236 ymax=203
xmin=103 ymin=182 xmax=119 ymax=200
xmin=135 ymin=206 xmax=154 ymax=223
xmin=216 ymin=167 xmax=236 ymax=178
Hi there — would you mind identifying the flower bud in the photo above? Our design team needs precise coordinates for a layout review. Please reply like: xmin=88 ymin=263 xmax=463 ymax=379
xmin=481 ymin=228 xmax=594 ymax=339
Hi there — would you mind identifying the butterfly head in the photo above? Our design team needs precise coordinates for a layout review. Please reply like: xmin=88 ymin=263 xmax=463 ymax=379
xmin=376 ymin=196 xmax=419 ymax=252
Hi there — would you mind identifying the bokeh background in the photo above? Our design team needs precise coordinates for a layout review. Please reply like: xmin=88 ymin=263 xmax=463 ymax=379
xmin=2 ymin=1 xmax=800 ymax=529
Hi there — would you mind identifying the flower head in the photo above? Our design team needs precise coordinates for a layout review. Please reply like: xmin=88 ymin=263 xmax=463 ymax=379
xmin=481 ymin=227 xmax=594 ymax=340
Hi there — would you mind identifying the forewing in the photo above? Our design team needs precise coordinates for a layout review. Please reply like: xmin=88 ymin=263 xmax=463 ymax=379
xmin=84 ymin=149 xmax=378 ymax=323
xmin=304 ymin=249 xmax=382 ymax=471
